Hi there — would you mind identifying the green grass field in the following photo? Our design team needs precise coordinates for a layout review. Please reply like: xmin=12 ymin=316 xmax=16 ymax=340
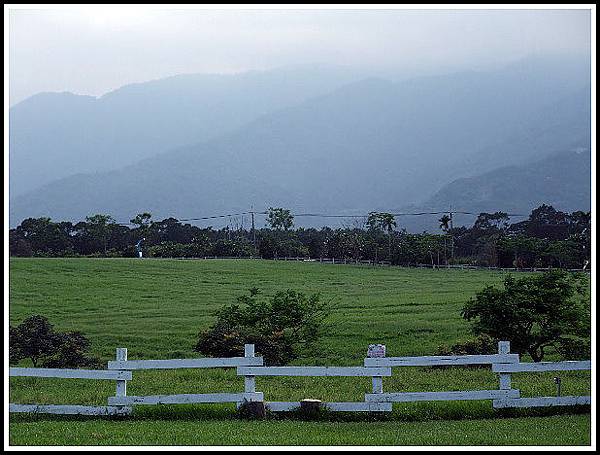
xmin=9 ymin=258 xmax=592 ymax=446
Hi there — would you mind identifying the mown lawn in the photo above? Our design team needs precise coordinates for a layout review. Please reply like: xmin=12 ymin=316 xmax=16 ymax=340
xmin=8 ymin=258 xmax=592 ymax=446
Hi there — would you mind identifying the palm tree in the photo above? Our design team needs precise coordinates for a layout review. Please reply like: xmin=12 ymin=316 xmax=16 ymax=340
xmin=439 ymin=214 xmax=452 ymax=265
xmin=368 ymin=212 xmax=396 ymax=261
xmin=439 ymin=214 xmax=451 ymax=232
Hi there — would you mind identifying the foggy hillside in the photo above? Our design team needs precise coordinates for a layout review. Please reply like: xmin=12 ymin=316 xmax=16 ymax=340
xmin=399 ymin=150 xmax=591 ymax=232
xmin=9 ymin=54 xmax=591 ymax=229
xmin=9 ymin=65 xmax=365 ymax=196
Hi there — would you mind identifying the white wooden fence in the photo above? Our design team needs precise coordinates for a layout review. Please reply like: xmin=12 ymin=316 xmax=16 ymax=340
xmin=491 ymin=355 xmax=592 ymax=409
xmin=9 ymin=367 xmax=133 ymax=416
xmin=9 ymin=341 xmax=591 ymax=416
xmin=106 ymin=344 xmax=264 ymax=407
xmin=236 ymin=365 xmax=394 ymax=412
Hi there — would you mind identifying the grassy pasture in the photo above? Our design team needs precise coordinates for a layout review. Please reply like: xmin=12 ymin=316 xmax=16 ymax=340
xmin=8 ymin=258 xmax=591 ymax=446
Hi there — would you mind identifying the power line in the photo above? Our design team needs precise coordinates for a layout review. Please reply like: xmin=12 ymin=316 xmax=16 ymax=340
xmin=117 ymin=211 xmax=266 ymax=226
xmin=117 ymin=208 xmax=527 ymax=226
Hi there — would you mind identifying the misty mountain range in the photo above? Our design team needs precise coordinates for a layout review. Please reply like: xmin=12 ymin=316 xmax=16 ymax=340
xmin=9 ymin=54 xmax=591 ymax=231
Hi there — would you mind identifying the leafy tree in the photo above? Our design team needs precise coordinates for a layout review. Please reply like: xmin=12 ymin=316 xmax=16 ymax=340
xmin=195 ymin=288 xmax=329 ymax=365
xmin=10 ymin=315 xmax=99 ymax=368
xmin=367 ymin=212 xmax=397 ymax=260
xmin=524 ymin=204 xmax=570 ymax=240
xmin=497 ymin=234 xmax=546 ymax=268
xmin=42 ymin=331 xmax=101 ymax=368
xmin=130 ymin=212 xmax=152 ymax=228
xmin=257 ymin=228 xmax=307 ymax=259
xmin=473 ymin=212 xmax=510 ymax=233
xmin=296 ymin=227 xmax=326 ymax=258
xmin=8 ymin=204 xmax=592 ymax=268
xmin=84 ymin=214 xmax=116 ymax=255
xmin=9 ymin=232 xmax=33 ymax=257
xmin=461 ymin=270 xmax=589 ymax=361
xmin=9 ymin=315 xmax=58 ymax=367
xmin=436 ymin=334 xmax=498 ymax=356
xmin=367 ymin=212 xmax=396 ymax=233
xmin=11 ymin=217 xmax=74 ymax=256
xmin=266 ymin=207 xmax=294 ymax=231
xmin=439 ymin=214 xmax=451 ymax=232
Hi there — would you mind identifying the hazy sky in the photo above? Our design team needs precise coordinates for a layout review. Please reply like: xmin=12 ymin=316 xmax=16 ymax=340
xmin=9 ymin=7 xmax=591 ymax=104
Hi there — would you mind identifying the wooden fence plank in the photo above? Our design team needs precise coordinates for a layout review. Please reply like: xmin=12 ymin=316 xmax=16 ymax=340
xmin=244 ymin=344 xmax=256 ymax=394
xmin=324 ymin=402 xmax=393 ymax=412
xmin=365 ymin=389 xmax=520 ymax=403
xmin=265 ymin=402 xmax=393 ymax=412
xmin=493 ymin=396 xmax=591 ymax=408
xmin=9 ymin=404 xmax=132 ymax=416
xmin=115 ymin=348 xmax=128 ymax=398
xmin=372 ymin=376 xmax=383 ymax=394
xmin=108 ymin=392 xmax=263 ymax=406
xmin=364 ymin=354 xmax=519 ymax=367
xmin=237 ymin=366 xmax=391 ymax=377
xmin=492 ymin=361 xmax=591 ymax=373
xmin=108 ymin=357 xmax=263 ymax=370
xmin=497 ymin=341 xmax=512 ymax=390
xmin=9 ymin=367 xmax=131 ymax=381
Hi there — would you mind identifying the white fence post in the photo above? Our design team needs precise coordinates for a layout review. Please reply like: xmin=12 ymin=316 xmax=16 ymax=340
xmin=367 ymin=344 xmax=386 ymax=394
xmin=498 ymin=341 xmax=512 ymax=390
xmin=372 ymin=375 xmax=383 ymax=394
xmin=115 ymin=348 xmax=128 ymax=398
xmin=244 ymin=344 xmax=256 ymax=394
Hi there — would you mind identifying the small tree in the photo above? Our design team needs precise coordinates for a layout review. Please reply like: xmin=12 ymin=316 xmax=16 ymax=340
xmin=130 ymin=212 xmax=153 ymax=241
xmin=9 ymin=315 xmax=58 ymax=367
xmin=266 ymin=208 xmax=294 ymax=231
xmin=85 ymin=213 xmax=116 ymax=255
xmin=130 ymin=212 xmax=152 ymax=228
xmin=367 ymin=212 xmax=396 ymax=260
xmin=43 ymin=331 xmax=101 ymax=369
xmin=9 ymin=315 xmax=99 ymax=368
xmin=195 ymin=288 xmax=330 ymax=365
xmin=461 ymin=270 xmax=589 ymax=362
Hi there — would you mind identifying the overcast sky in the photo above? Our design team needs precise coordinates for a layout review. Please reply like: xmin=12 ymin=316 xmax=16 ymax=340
xmin=8 ymin=7 xmax=591 ymax=105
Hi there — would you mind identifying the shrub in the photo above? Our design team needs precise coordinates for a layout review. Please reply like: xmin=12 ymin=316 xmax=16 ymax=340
xmin=195 ymin=288 xmax=330 ymax=365
xmin=555 ymin=336 xmax=591 ymax=361
xmin=435 ymin=334 xmax=498 ymax=356
xmin=42 ymin=331 xmax=102 ymax=368
xmin=9 ymin=315 xmax=58 ymax=367
xmin=9 ymin=315 xmax=100 ymax=368
xmin=461 ymin=270 xmax=589 ymax=362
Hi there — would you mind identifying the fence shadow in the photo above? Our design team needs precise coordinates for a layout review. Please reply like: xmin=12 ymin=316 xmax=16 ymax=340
xmin=9 ymin=401 xmax=591 ymax=424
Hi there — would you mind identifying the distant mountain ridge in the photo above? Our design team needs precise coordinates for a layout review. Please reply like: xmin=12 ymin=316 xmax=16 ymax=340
xmin=399 ymin=150 xmax=591 ymax=232
xmin=9 ymin=65 xmax=365 ymax=196
xmin=9 ymin=54 xmax=591 ymax=229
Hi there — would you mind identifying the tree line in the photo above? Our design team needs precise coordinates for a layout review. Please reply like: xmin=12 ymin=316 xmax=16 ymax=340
xmin=9 ymin=204 xmax=591 ymax=269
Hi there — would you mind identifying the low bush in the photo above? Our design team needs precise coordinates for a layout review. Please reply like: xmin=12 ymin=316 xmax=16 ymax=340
xmin=461 ymin=270 xmax=589 ymax=362
xmin=555 ymin=336 xmax=591 ymax=360
xmin=435 ymin=334 xmax=498 ymax=356
xmin=9 ymin=315 xmax=100 ymax=368
xmin=195 ymin=288 xmax=330 ymax=365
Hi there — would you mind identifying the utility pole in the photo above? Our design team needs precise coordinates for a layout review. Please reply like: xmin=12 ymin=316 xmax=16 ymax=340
xmin=449 ymin=208 xmax=455 ymax=263
xmin=251 ymin=206 xmax=256 ymax=254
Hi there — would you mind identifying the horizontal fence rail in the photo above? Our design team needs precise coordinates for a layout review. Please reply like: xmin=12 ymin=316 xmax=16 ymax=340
xmin=9 ymin=366 xmax=133 ymax=416
xmin=493 ymin=396 xmax=591 ymax=409
xmin=364 ymin=354 xmax=519 ymax=367
xmin=365 ymin=389 xmax=520 ymax=403
xmin=9 ymin=341 xmax=591 ymax=416
xmin=9 ymin=404 xmax=132 ymax=416
xmin=108 ymin=356 xmax=263 ymax=370
xmin=10 ymin=367 xmax=132 ymax=381
xmin=492 ymin=360 xmax=591 ymax=373
xmin=237 ymin=366 xmax=392 ymax=377
xmin=109 ymin=392 xmax=264 ymax=406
